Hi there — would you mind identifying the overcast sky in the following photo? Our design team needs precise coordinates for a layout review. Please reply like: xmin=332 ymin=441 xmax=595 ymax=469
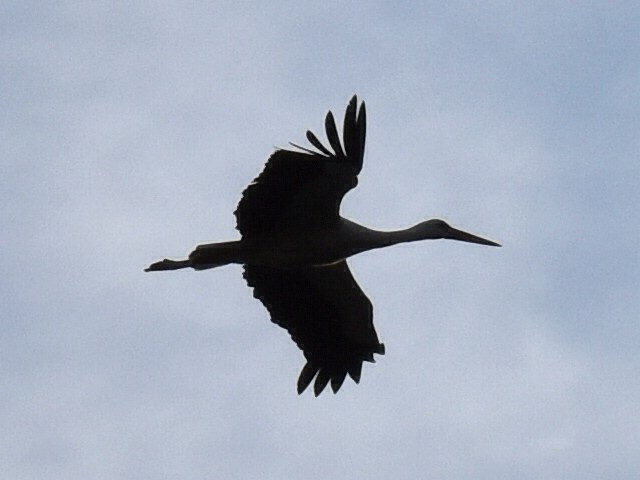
xmin=2 ymin=2 xmax=639 ymax=479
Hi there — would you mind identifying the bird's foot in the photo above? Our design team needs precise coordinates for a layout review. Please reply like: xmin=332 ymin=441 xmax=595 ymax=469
xmin=144 ymin=258 xmax=191 ymax=271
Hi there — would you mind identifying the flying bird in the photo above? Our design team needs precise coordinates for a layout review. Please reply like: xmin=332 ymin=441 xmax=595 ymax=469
xmin=146 ymin=95 xmax=500 ymax=396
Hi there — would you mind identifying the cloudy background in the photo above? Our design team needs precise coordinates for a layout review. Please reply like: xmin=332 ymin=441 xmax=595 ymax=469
xmin=2 ymin=2 xmax=639 ymax=479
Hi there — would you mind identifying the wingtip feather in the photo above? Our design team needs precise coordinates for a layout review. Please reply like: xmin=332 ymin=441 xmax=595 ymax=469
xmin=297 ymin=362 xmax=318 ymax=394
xmin=324 ymin=111 xmax=345 ymax=158
xmin=313 ymin=370 xmax=331 ymax=396
xmin=347 ymin=361 xmax=363 ymax=384
xmin=330 ymin=371 xmax=347 ymax=393
xmin=305 ymin=130 xmax=332 ymax=156
xmin=343 ymin=94 xmax=366 ymax=171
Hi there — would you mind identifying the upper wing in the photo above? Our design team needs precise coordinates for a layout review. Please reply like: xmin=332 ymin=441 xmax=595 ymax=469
xmin=244 ymin=261 xmax=385 ymax=396
xmin=234 ymin=95 xmax=367 ymax=238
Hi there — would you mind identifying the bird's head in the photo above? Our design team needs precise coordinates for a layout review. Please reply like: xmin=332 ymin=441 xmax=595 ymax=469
xmin=414 ymin=219 xmax=501 ymax=246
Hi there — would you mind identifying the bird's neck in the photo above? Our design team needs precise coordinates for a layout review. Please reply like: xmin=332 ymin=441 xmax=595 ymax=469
xmin=357 ymin=225 xmax=427 ymax=252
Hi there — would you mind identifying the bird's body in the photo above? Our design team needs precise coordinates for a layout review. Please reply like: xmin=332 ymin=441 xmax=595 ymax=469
xmin=186 ymin=218 xmax=440 ymax=269
xmin=146 ymin=96 xmax=500 ymax=396
xmin=192 ymin=218 xmax=370 ymax=268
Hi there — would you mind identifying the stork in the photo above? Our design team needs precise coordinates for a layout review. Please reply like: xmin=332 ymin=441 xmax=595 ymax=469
xmin=146 ymin=95 xmax=500 ymax=395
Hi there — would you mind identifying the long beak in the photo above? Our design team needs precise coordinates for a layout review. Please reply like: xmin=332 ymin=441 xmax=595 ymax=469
xmin=447 ymin=227 xmax=501 ymax=247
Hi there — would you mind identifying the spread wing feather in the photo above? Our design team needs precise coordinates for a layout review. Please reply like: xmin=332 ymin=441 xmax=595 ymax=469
xmin=305 ymin=130 xmax=333 ymax=156
xmin=234 ymin=96 xmax=366 ymax=238
xmin=244 ymin=261 xmax=385 ymax=395
xmin=324 ymin=111 xmax=345 ymax=158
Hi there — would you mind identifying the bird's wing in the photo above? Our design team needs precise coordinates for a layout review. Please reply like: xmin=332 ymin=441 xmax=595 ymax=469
xmin=244 ymin=261 xmax=385 ymax=396
xmin=235 ymin=95 xmax=367 ymax=238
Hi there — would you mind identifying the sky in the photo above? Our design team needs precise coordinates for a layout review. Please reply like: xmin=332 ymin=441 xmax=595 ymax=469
xmin=2 ymin=1 xmax=639 ymax=479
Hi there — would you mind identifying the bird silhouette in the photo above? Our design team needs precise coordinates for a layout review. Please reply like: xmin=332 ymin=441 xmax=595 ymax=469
xmin=146 ymin=95 xmax=500 ymax=395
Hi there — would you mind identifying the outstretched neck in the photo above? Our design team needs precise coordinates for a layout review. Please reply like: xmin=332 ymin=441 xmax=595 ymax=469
xmin=358 ymin=224 xmax=433 ymax=252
